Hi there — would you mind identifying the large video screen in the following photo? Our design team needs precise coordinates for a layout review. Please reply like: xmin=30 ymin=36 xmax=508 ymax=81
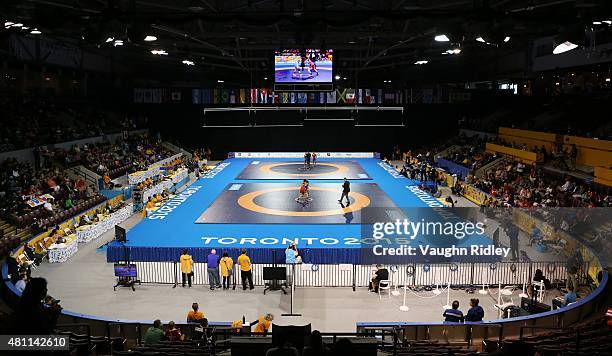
xmin=274 ymin=49 xmax=333 ymax=83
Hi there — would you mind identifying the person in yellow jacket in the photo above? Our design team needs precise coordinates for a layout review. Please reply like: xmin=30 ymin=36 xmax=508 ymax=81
xmin=219 ymin=252 xmax=234 ymax=290
xmin=180 ymin=249 xmax=193 ymax=287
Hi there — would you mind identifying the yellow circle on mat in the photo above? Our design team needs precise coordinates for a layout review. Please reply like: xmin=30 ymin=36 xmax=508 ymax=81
xmin=259 ymin=162 xmax=349 ymax=177
xmin=237 ymin=186 xmax=371 ymax=217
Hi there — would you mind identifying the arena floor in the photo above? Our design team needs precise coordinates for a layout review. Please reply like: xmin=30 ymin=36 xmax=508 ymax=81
xmin=109 ymin=157 xmax=493 ymax=264
xmin=32 ymin=171 xmax=567 ymax=332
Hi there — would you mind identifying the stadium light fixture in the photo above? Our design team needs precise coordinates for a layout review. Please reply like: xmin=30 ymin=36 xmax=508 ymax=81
xmin=217 ymin=79 xmax=224 ymax=83
xmin=443 ymin=48 xmax=461 ymax=55
xmin=113 ymin=39 xmax=123 ymax=47
xmin=105 ymin=37 xmax=114 ymax=43
xmin=592 ymin=21 xmax=602 ymax=25
xmin=553 ymin=41 xmax=578 ymax=54
xmin=30 ymin=28 xmax=41 ymax=35
xmin=182 ymin=59 xmax=195 ymax=66
xmin=144 ymin=35 xmax=157 ymax=42
xmin=603 ymin=20 xmax=612 ymax=25
xmin=12 ymin=23 xmax=23 ymax=28
xmin=476 ymin=36 xmax=485 ymax=43
xmin=151 ymin=49 xmax=168 ymax=55
xmin=343 ymin=77 xmax=347 ymax=80
xmin=503 ymin=36 xmax=511 ymax=42
xmin=263 ymin=77 xmax=268 ymax=80
xmin=334 ymin=75 xmax=341 ymax=80
xmin=606 ymin=78 xmax=610 ymax=82
xmin=434 ymin=34 xmax=450 ymax=42
xmin=414 ymin=60 xmax=428 ymax=65
xmin=4 ymin=21 xmax=14 ymax=28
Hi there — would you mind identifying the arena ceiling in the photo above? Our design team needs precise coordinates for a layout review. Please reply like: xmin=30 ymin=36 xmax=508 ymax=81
xmin=2 ymin=0 xmax=612 ymax=84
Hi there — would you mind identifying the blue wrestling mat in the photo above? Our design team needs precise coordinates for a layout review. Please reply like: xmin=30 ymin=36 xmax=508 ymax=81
xmin=107 ymin=155 xmax=493 ymax=264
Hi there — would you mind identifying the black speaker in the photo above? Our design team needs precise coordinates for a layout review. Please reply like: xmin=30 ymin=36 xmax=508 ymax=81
xmin=115 ymin=225 xmax=127 ymax=243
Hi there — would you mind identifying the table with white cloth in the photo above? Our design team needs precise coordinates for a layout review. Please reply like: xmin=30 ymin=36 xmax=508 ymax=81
xmin=47 ymin=234 xmax=78 ymax=263
xmin=141 ymin=168 xmax=188 ymax=202
xmin=76 ymin=204 xmax=133 ymax=243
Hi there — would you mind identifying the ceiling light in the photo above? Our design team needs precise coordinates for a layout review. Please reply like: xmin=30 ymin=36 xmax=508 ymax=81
xmin=105 ymin=37 xmax=114 ymax=43
xmin=592 ymin=21 xmax=602 ymax=25
xmin=603 ymin=20 xmax=612 ymax=25
xmin=606 ymin=78 xmax=611 ymax=82
xmin=343 ymin=77 xmax=347 ymax=80
xmin=476 ymin=37 xmax=485 ymax=43
xmin=414 ymin=60 xmax=428 ymax=65
xmin=263 ymin=77 xmax=268 ymax=80
xmin=144 ymin=35 xmax=157 ymax=42
xmin=503 ymin=36 xmax=511 ymax=42
xmin=12 ymin=23 xmax=23 ymax=28
xmin=151 ymin=49 xmax=168 ymax=55
xmin=553 ymin=41 xmax=578 ymax=54
xmin=30 ymin=29 xmax=41 ymax=35
xmin=113 ymin=39 xmax=123 ymax=47
xmin=217 ymin=79 xmax=224 ymax=83
xmin=21 ymin=26 xmax=29 ymax=30
xmin=348 ymin=41 xmax=356 ymax=44
xmin=4 ymin=22 xmax=14 ymax=27
xmin=555 ymin=82 xmax=560 ymax=85
xmin=434 ymin=34 xmax=450 ymax=42
xmin=334 ymin=75 xmax=341 ymax=80
xmin=443 ymin=48 xmax=461 ymax=55
xmin=182 ymin=59 xmax=195 ymax=66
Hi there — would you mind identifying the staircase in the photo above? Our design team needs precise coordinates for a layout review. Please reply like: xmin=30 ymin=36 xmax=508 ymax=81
xmin=0 ymin=218 xmax=31 ymax=243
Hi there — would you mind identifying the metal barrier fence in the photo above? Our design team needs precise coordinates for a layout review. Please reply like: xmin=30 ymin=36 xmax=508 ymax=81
xmin=132 ymin=261 xmax=578 ymax=288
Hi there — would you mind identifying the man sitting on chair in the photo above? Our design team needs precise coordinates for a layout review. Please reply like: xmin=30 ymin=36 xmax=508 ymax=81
xmin=369 ymin=264 xmax=389 ymax=293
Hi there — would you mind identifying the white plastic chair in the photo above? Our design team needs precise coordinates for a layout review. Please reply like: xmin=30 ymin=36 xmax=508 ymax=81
xmin=378 ymin=280 xmax=392 ymax=299
xmin=532 ymin=279 xmax=546 ymax=303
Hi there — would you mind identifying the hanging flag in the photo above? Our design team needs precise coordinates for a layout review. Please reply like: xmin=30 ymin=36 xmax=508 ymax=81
xmin=345 ymin=88 xmax=356 ymax=104
xmin=326 ymin=90 xmax=337 ymax=103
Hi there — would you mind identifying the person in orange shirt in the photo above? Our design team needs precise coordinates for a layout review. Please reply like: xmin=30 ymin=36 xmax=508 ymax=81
xmin=252 ymin=314 xmax=273 ymax=334
xmin=237 ymin=249 xmax=254 ymax=290
xmin=187 ymin=302 xmax=205 ymax=322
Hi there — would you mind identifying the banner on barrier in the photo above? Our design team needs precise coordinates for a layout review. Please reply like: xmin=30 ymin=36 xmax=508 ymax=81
xmin=231 ymin=152 xmax=375 ymax=158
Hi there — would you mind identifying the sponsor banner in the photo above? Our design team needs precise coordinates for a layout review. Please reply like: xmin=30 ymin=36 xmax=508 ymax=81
xmin=232 ymin=152 xmax=375 ymax=158
xmin=201 ymin=162 xmax=231 ymax=179
xmin=147 ymin=185 xmax=202 ymax=220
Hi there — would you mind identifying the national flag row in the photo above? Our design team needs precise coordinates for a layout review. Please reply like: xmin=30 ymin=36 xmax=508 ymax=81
xmin=133 ymin=88 xmax=471 ymax=105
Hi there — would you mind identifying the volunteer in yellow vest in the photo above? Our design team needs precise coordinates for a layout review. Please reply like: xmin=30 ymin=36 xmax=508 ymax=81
xmin=253 ymin=313 xmax=274 ymax=334
xmin=237 ymin=249 xmax=254 ymax=290
xmin=220 ymin=252 xmax=234 ymax=290
xmin=180 ymin=249 xmax=193 ymax=288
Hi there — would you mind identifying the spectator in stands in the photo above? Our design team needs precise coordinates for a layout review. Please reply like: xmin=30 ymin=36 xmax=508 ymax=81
xmin=369 ymin=264 xmax=389 ymax=293
xmin=144 ymin=319 xmax=164 ymax=345
xmin=333 ymin=338 xmax=354 ymax=356
xmin=180 ymin=249 xmax=193 ymax=288
xmin=303 ymin=330 xmax=325 ymax=356
xmin=164 ymin=321 xmax=184 ymax=341
xmin=220 ymin=252 xmax=234 ymax=290
xmin=237 ymin=249 xmax=254 ymax=290
xmin=14 ymin=273 xmax=27 ymax=293
xmin=465 ymin=298 xmax=484 ymax=322
xmin=445 ymin=195 xmax=455 ymax=207
xmin=265 ymin=333 xmax=299 ymax=356
xmin=552 ymin=285 xmax=577 ymax=310
xmin=9 ymin=277 xmax=61 ymax=334
xmin=443 ymin=301 xmax=464 ymax=322
xmin=206 ymin=249 xmax=221 ymax=290
xmin=253 ymin=313 xmax=274 ymax=334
